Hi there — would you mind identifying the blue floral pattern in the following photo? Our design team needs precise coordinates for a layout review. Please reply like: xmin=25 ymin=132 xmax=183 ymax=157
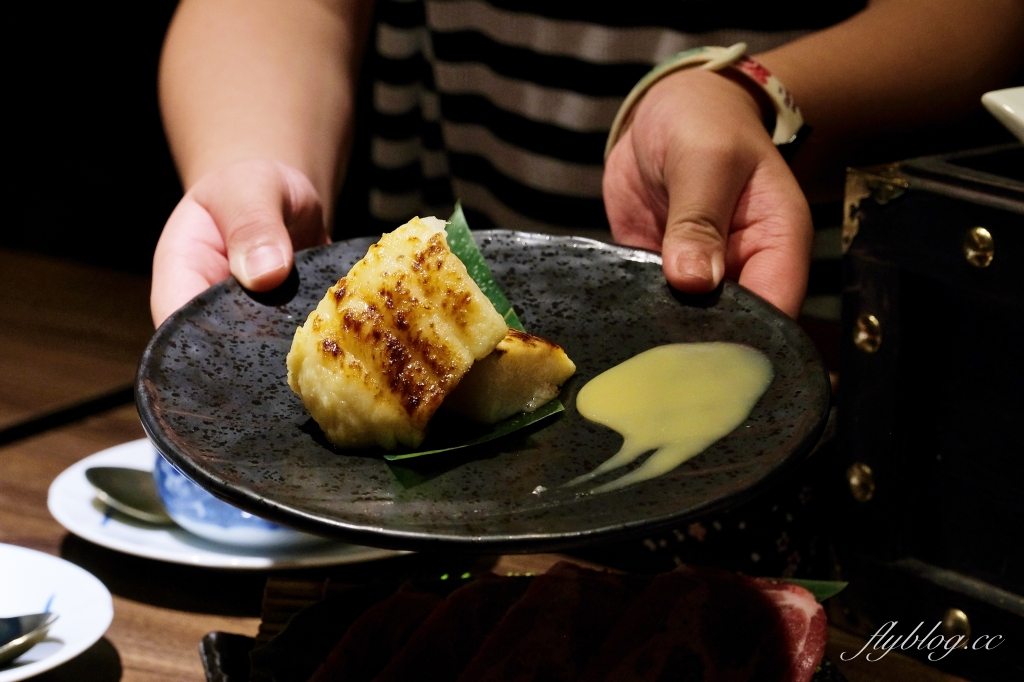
xmin=153 ymin=453 xmax=281 ymax=530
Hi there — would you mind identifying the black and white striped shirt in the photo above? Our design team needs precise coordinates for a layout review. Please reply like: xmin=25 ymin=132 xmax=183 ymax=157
xmin=362 ymin=0 xmax=864 ymax=236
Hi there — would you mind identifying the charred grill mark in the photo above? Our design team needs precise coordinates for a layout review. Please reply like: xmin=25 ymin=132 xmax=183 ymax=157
xmin=395 ymin=339 xmax=457 ymax=405
xmin=379 ymin=329 xmax=436 ymax=417
xmin=389 ymin=289 xmax=461 ymax=383
xmin=414 ymin=336 xmax=459 ymax=384
xmin=321 ymin=338 xmax=343 ymax=357
xmin=413 ymin=235 xmax=450 ymax=290
xmin=381 ymin=287 xmax=394 ymax=309
xmin=342 ymin=310 xmax=364 ymax=334
xmin=417 ymin=268 xmax=438 ymax=296
xmin=340 ymin=302 xmax=447 ymax=421
xmin=506 ymin=329 xmax=542 ymax=347
xmin=333 ymin=279 xmax=347 ymax=303
xmin=380 ymin=294 xmax=462 ymax=417
xmin=439 ymin=287 xmax=473 ymax=330
xmin=426 ymin=233 xmax=448 ymax=269
xmin=426 ymin=234 xmax=446 ymax=257
xmin=382 ymin=334 xmax=411 ymax=375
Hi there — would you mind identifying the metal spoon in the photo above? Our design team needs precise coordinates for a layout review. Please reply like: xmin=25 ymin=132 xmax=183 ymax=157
xmin=0 ymin=612 xmax=58 ymax=666
xmin=85 ymin=467 xmax=175 ymax=525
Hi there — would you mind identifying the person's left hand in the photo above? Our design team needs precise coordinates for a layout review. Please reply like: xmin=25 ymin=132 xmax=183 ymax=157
xmin=603 ymin=68 xmax=812 ymax=318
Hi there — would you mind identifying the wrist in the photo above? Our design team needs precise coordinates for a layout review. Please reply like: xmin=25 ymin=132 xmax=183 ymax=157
xmin=606 ymin=44 xmax=807 ymax=159
xmin=661 ymin=68 xmax=769 ymax=131
xmin=714 ymin=68 xmax=778 ymax=137
xmin=637 ymin=69 xmax=775 ymax=151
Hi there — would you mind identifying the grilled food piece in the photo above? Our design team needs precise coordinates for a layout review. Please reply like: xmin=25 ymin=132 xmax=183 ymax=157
xmin=286 ymin=217 xmax=508 ymax=450
xmin=444 ymin=329 xmax=576 ymax=424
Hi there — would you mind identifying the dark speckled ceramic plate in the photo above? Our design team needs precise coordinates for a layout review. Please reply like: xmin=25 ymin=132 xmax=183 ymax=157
xmin=137 ymin=231 xmax=829 ymax=553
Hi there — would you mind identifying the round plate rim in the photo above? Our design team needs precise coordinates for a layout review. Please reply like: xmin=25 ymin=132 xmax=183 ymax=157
xmin=0 ymin=543 xmax=113 ymax=682
xmin=138 ymin=230 xmax=831 ymax=553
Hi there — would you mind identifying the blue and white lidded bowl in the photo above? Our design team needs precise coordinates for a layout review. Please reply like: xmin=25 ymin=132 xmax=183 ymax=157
xmin=152 ymin=448 xmax=325 ymax=549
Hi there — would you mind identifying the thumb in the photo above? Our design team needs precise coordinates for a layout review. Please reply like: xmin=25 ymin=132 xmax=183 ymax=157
xmin=661 ymin=151 xmax=751 ymax=293
xmin=192 ymin=160 xmax=325 ymax=292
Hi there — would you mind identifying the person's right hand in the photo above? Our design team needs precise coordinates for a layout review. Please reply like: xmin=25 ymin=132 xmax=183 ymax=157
xmin=151 ymin=159 xmax=329 ymax=327
xmin=603 ymin=68 xmax=812 ymax=319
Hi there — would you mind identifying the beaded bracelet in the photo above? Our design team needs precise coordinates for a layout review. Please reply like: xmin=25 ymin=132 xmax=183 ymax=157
xmin=604 ymin=43 xmax=807 ymax=160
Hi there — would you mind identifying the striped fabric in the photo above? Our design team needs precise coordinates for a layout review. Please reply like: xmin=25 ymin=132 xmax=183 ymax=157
xmin=364 ymin=0 xmax=864 ymax=238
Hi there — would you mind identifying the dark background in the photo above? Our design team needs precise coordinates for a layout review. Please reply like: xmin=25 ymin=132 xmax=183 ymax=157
xmin=8 ymin=2 xmax=183 ymax=274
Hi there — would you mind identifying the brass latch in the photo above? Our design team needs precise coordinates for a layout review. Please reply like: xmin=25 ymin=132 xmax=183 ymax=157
xmin=842 ymin=164 xmax=910 ymax=253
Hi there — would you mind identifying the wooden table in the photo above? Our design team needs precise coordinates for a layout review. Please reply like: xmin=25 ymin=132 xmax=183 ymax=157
xmin=0 ymin=248 xmax=965 ymax=682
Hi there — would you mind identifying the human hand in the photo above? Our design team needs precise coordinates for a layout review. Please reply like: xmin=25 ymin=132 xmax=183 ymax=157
xmin=603 ymin=68 xmax=812 ymax=318
xmin=151 ymin=159 xmax=329 ymax=326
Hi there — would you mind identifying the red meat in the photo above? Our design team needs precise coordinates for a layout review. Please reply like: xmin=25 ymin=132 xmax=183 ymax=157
xmin=742 ymin=578 xmax=828 ymax=682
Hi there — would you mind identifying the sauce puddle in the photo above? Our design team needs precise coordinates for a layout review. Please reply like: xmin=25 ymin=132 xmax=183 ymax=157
xmin=567 ymin=343 xmax=773 ymax=493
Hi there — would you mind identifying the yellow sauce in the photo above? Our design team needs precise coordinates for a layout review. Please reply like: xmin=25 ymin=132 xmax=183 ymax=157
xmin=568 ymin=343 xmax=773 ymax=493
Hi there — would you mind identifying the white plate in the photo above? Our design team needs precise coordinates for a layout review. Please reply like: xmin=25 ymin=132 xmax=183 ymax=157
xmin=47 ymin=440 xmax=407 ymax=569
xmin=982 ymin=86 xmax=1024 ymax=143
xmin=0 ymin=544 xmax=113 ymax=682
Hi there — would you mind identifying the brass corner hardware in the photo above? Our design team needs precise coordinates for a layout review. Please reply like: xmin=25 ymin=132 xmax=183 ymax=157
xmin=941 ymin=608 xmax=970 ymax=647
xmin=846 ymin=462 xmax=875 ymax=502
xmin=842 ymin=164 xmax=910 ymax=254
xmin=964 ymin=227 xmax=994 ymax=268
xmin=853 ymin=314 xmax=882 ymax=353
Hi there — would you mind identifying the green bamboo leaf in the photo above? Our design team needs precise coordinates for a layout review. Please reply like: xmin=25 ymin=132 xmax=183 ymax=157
xmin=381 ymin=204 xmax=563 ymax=461
xmin=777 ymin=578 xmax=848 ymax=602
xmin=445 ymin=203 xmax=525 ymax=332
xmin=384 ymin=399 xmax=564 ymax=461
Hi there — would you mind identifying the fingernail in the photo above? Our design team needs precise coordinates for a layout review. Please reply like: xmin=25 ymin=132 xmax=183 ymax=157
xmin=244 ymin=245 xmax=286 ymax=281
xmin=677 ymin=254 xmax=713 ymax=283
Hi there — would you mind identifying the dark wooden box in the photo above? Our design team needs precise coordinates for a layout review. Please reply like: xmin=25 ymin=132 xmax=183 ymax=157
xmin=832 ymin=144 xmax=1024 ymax=680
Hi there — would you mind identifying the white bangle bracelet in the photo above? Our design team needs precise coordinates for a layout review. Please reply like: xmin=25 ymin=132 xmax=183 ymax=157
xmin=604 ymin=43 xmax=807 ymax=160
